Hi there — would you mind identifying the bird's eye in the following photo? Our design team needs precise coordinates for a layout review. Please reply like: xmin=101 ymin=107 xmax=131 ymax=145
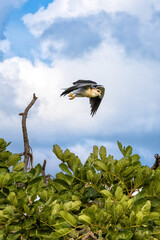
xmin=97 ymin=89 xmax=101 ymax=93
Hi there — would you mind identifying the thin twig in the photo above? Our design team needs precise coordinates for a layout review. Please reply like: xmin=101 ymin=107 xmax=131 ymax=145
xmin=82 ymin=232 xmax=98 ymax=240
xmin=19 ymin=93 xmax=38 ymax=172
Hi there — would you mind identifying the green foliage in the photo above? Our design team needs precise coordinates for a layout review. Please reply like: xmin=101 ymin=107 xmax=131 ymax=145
xmin=0 ymin=138 xmax=160 ymax=239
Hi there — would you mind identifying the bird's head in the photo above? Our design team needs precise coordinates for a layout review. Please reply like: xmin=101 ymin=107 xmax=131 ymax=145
xmin=92 ymin=88 xmax=101 ymax=97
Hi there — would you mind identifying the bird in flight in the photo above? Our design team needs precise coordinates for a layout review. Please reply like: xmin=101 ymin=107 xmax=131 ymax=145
xmin=60 ymin=80 xmax=105 ymax=116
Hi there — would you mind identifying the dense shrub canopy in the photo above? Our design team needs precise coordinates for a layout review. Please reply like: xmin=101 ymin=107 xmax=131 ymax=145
xmin=0 ymin=138 xmax=160 ymax=239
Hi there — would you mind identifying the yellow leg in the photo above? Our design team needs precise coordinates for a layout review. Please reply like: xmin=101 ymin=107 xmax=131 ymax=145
xmin=69 ymin=95 xmax=75 ymax=100
xmin=68 ymin=93 xmax=75 ymax=100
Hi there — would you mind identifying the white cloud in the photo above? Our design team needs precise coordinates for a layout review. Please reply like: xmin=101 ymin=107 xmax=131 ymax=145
xmin=23 ymin=0 xmax=160 ymax=37
xmin=39 ymin=39 xmax=65 ymax=60
xmin=0 ymin=39 xmax=10 ymax=53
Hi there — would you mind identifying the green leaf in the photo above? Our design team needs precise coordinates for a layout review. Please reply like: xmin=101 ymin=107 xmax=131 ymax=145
xmin=34 ymin=164 xmax=42 ymax=177
xmin=36 ymin=231 xmax=54 ymax=239
xmin=134 ymin=169 xmax=144 ymax=188
xmin=63 ymin=201 xmax=82 ymax=211
xmin=142 ymin=201 xmax=151 ymax=215
xmin=63 ymin=149 xmax=71 ymax=162
xmin=3 ymin=206 xmax=15 ymax=217
xmin=136 ymin=211 xmax=143 ymax=225
xmin=78 ymin=214 xmax=92 ymax=224
xmin=59 ymin=211 xmax=77 ymax=227
xmin=130 ymin=211 xmax=136 ymax=225
xmin=115 ymin=158 xmax=129 ymax=174
xmin=131 ymin=154 xmax=140 ymax=163
xmin=94 ymin=161 xmax=108 ymax=172
xmin=87 ymin=170 xmax=94 ymax=181
xmin=118 ymin=230 xmax=133 ymax=240
xmin=59 ymin=163 xmax=72 ymax=175
xmin=51 ymin=203 xmax=60 ymax=216
xmin=105 ymin=198 xmax=112 ymax=211
xmin=23 ymin=204 xmax=34 ymax=215
xmin=115 ymin=186 xmax=123 ymax=201
xmin=152 ymin=226 xmax=160 ymax=237
xmin=92 ymin=145 xmax=98 ymax=159
xmin=6 ymin=233 xmax=21 ymax=240
xmin=53 ymin=145 xmax=63 ymax=160
xmin=2 ymin=173 xmax=10 ymax=186
xmin=92 ymin=172 xmax=100 ymax=185
xmin=100 ymin=189 xmax=113 ymax=198
xmin=12 ymin=162 xmax=25 ymax=172
xmin=150 ymin=212 xmax=159 ymax=220
xmin=52 ymin=180 xmax=68 ymax=191
xmin=0 ymin=139 xmax=11 ymax=152
xmin=0 ymin=152 xmax=12 ymax=163
xmin=6 ymin=154 xmax=21 ymax=167
xmin=154 ymin=219 xmax=160 ymax=226
xmin=114 ymin=204 xmax=123 ymax=219
xmin=127 ymin=199 xmax=133 ymax=208
xmin=117 ymin=141 xmax=125 ymax=155
xmin=0 ymin=174 xmax=4 ymax=187
xmin=50 ymin=228 xmax=72 ymax=239
xmin=23 ymin=218 xmax=36 ymax=228
xmin=8 ymin=192 xmax=18 ymax=206
xmin=99 ymin=146 xmax=107 ymax=161
xmin=38 ymin=190 xmax=48 ymax=201
xmin=52 ymin=221 xmax=70 ymax=230
xmin=0 ymin=167 xmax=9 ymax=175
xmin=121 ymin=166 xmax=135 ymax=178
xmin=124 ymin=145 xmax=132 ymax=157
xmin=0 ymin=231 xmax=3 ymax=240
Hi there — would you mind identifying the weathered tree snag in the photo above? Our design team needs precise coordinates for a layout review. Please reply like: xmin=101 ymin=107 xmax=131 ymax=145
xmin=42 ymin=159 xmax=47 ymax=182
xmin=151 ymin=154 xmax=160 ymax=170
xmin=19 ymin=93 xmax=38 ymax=172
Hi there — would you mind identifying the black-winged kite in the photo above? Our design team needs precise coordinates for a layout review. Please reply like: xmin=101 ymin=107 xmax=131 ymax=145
xmin=60 ymin=80 xmax=105 ymax=116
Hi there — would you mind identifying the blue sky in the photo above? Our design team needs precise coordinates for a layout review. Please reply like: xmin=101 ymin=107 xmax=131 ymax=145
xmin=0 ymin=0 xmax=160 ymax=175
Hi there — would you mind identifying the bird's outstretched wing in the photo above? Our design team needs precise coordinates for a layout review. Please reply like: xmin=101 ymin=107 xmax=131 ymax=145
xmin=60 ymin=79 xmax=97 ymax=96
xmin=89 ymin=85 xmax=105 ymax=116
xmin=73 ymin=79 xmax=97 ymax=85
xmin=60 ymin=85 xmax=79 ymax=96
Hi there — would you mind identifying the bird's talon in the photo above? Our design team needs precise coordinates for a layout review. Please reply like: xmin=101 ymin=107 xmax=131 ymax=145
xmin=68 ymin=93 xmax=74 ymax=97
xmin=68 ymin=93 xmax=75 ymax=100
xmin=69 ymin=96 xmax=75 ymax=100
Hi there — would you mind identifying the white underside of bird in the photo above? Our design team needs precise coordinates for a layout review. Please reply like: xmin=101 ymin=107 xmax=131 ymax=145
xmin=68 ymin=88 xmax=101 ymax=99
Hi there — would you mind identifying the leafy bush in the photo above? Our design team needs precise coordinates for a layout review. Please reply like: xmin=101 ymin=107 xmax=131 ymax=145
xmin=0 ymin=138 xmax=160 ymax=239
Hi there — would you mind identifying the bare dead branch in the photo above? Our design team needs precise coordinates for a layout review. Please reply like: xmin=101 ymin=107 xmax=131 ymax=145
xmin=42 ymin=159 xmax=47 ymax=182
xmin=151 ymin=154 xmax=160 ymax=170
xmin=19 ymin=93 xmax=38 ymax=172
xmin=78 ymin=229 xmax=86 ymax=236
xmin=42 ymin=160 xmax=46 ymax=176
xmin=30 ymin=146 xmax=33 ymax=169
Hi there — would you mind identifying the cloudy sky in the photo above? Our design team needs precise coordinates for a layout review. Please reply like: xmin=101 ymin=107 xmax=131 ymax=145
xmin=0 ymin=0 xmax=160 ymax=175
